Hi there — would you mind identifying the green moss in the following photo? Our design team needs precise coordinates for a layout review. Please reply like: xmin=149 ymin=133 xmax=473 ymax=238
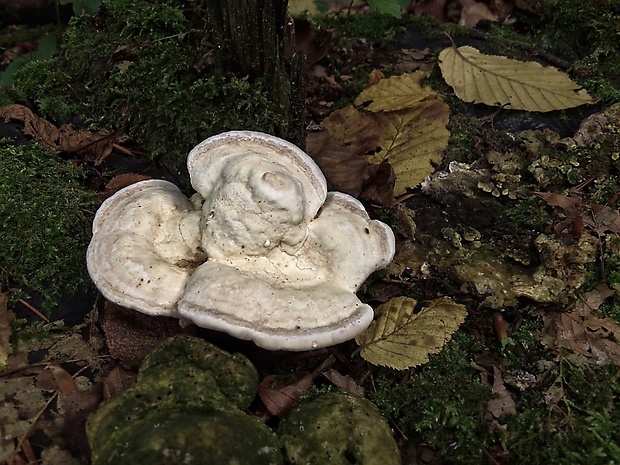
xmin=10 ymin=0 xmax=294 ymax=182
xmin=312 ymin=10 xmax=409 ymax=41
xmin=533 ymin=0 xmax=620 ymax=102
xmin=599 ymin=294 xmax=620 ymax=325
xmin=445 ymin=114 xmax=518 ymax=165
xmin=88 ymin=337 xmax=282 ymax=465
xmin=13 ymin=59 xmax=82 ymax=121
xmin=505 ymin=197 xmax=550 ymax=232
xmin=536 ymin=0 xmax=619 ymax=62
xmin=505 ymin=363 xmax=620 ymax=465
xmin=278 ymin=392 xmax=401 ymax=465
xmin=370 ymin=313 xmax=620 ymax=464
xmin=371 ymin=332 xmax=494 ymax=464
xmin=0 ymin=141 xmax=97 ymax=310
xmin=444 ymin=115 xmax=485 ymax=164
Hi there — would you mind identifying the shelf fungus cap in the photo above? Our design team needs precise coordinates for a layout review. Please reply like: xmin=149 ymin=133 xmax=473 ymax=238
xmin=86 ymin=180 xmax=204 ymax=316
xmin=87 ymin=131 xmax=395 ymax=351
xmin=187 ymin=131 xmax=328 ymax=259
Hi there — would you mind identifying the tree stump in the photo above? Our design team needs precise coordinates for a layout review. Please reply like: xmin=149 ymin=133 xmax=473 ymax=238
xmin=202 ymin=0 xmax=305 ymax=144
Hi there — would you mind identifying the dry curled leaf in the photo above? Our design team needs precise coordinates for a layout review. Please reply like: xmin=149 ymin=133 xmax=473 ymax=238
xmin=319 ymin=98 xmax=450 ymax=197
xmin=356 ymin=296 xmax=467 ymax=369
xmin=258 ymin=372 xmax=314 ymax=417
xmin=100 ymin=173 xmax=152 ymax=201
xmin=322 ymin=369 xmax=365 ymax=397
xmin=305 ymin=130 xmax=373 ymax=198
xmin=487 ymin=365 xmax=517 ymax=419
xmin=439 ymin=45 xmax=597 ymax=112
xmin=0 ymin=104 xmax=117 ymax=163
xmin=45 ymin=363 xmax=78 ymax=395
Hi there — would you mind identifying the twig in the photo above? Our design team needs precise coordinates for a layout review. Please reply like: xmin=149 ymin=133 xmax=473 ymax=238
xmin=0 ymin=355 xmax=112 ymax=379
xmin=18 ymin=299 xmax=49 ymax=323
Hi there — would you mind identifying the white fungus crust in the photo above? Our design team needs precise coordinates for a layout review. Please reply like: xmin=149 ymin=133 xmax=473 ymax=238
xmin=87 ymin=131 xmax=395 ymax=351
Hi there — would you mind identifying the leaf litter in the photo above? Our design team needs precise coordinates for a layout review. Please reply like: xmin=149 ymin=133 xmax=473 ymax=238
xmin=0 ymin=104 xmax=119 ymax=164
xmin=542 ymin=284 xmax=620 ymax=367
xmin=3 ymin=3 xmax=620 ymax=464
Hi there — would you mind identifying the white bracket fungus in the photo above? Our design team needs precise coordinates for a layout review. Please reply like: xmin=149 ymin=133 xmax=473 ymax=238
xmin=87 ymin=131 xmax=395 ymax=350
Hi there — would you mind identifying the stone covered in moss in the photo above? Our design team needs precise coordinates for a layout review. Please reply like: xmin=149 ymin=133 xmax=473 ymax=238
xmin=87 ymin=336 xmax=281 ymax=465
xmin=91 ymin=408 xmax=282 ymax=465
xmin=278 ymin=391 xmax=401 ymax=465
xmin=138 ymin=335 xmax=259 ymax=410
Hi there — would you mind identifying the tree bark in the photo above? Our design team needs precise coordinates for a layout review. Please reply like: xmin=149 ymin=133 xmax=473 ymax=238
xmin=202 ymin=0 xmax=305 ymax=144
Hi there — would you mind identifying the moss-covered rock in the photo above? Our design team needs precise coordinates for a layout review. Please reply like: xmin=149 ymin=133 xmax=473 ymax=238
xmin=137 ymin=335 xmax=259 ymax=411
xmin=92 ymin=408 xmax=282 ymax=465
xmin=87 ymin=336 xmax=280 ymax=465
xmin=278 ymin=391 xmax=401 ymax=465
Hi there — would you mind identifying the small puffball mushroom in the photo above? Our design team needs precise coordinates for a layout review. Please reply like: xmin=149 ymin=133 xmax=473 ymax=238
xmin=87 ymin=131 xmax=395 ymax=351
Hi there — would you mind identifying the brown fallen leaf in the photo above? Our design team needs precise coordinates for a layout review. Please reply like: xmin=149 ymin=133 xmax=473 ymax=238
xmin=354 ymin=71 xmax=438 ymax=112
xmin=411 ymin=0 xmax=447 ymax=21
xmin=0 ymin=104 xmax=118 ymax=164
xmin=102 ymin=301 xmax=193 ymax=369
xmin=368 ymin=100 xmax=450 ymax=195
xmin=360 ymin=160 xmax=396 ymax=206
xmin=36 ymin=363 xmax=77 ymax=395
xmin=102 ymin=364 xmax=137 ymax=400
xmin=294 ymin=18 xmax=331 ymax=68
xmin=542 ymin=284 xmax=620 ymax=366
xmin=321 ymin=99 xmax=449 ymax=197
xmin=486 ymin=365 xmax=516 ymax=420
xmin=258 ymin=372 xmax=314 ymax=417
xmin=459 ymin=0 xmax=499 ymax=27
xmin=306 ymin=131 xmax=373 ymax=198
xmin=356 ymin=296 xmax=467 ymax=369
xmin=321 ymin=104 xmax=382 ymax=156
xmin=366 ymin=68 xmax=385 ymax=87
xmin=585 ymin=205 xmax=620 ymax=236
xmin=322 ymin=369 xmax=365 ymax=397
xmin=59 ymin=384 xmax=103 ymax=463
xmin=534 ymin=191 xmax=582 ymax=212
xmin=99 ymin=173 xmax=153 ymax=200
xmin=535 ymin=191 xmax=620 ymax=237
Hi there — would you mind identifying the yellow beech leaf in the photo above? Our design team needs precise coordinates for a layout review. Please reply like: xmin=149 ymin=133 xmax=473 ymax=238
xmin=354 ymin=71 xmax=437 ymax=112
xmin=356 ymin=296 xmax=467 ymax=370
xmin=439 ymin=45 xmax=597 ymax=112
xmin=370 ymin=99 xmax=450 ymax=195
xmin=320 ymin=89 xmax=450 ymax=197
